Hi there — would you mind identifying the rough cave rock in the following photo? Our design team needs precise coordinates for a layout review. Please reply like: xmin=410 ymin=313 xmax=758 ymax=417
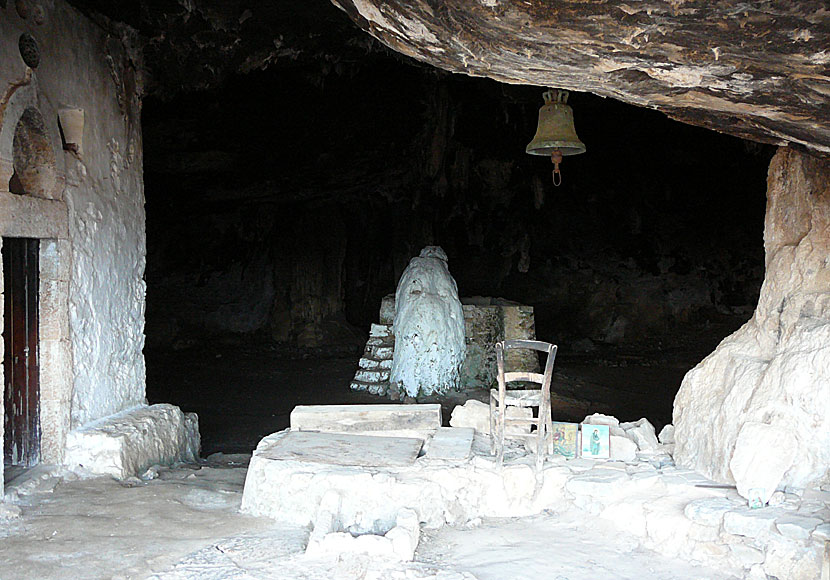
xmin=673 ymin=147 xmax=830 ymax=492
xmin=391 ymin=246 xmax=466 ymax=397
xmin=330 ymin=0 xmax=830 ymax=156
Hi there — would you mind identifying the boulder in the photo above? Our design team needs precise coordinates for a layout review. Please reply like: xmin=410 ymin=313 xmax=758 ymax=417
xmin=673 ymin=148 xmax=830 ymax=491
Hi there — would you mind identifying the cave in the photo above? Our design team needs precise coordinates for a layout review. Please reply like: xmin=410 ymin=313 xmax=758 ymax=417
xmin=140 ymin=57 xmax=774 ymax=454
xmin=1 ymin=1 xmax=828 ymax=578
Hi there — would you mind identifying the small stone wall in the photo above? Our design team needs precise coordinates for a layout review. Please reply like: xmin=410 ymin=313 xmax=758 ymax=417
xmin=460 ymin=297 xmax=538 ymax=389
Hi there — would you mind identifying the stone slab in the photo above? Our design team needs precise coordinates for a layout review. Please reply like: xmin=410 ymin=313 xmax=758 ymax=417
xmin=64 ymin=404 xmax=200 ymax=479
xmin=258 ymin=431 xmax=424 ymax=467
xmin=426 ymin=427 xmax=474 ymax=460
xmin=290 ymin=404 xmax=442 ymax=433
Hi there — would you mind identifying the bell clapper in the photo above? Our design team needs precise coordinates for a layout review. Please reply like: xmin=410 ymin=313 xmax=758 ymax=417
xmin=551 ymin=149 xmax=563 ymax=187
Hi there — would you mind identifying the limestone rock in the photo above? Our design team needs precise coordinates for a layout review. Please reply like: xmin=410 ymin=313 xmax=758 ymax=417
xmin=621 ymin=418 xmax=659 ymax=452
xmin=609 ymin=435 xmax=637 ymax=462
xmin=449 ymin=400 xmax=530 ymax=436
xmin=723 ymin=509 xmax=779 ymax=539
xmin=673 ymin=148 xmax=830 ymax=492
xmin=729 ymin=422 xmax=794 ymax=505
xmin=729 ymin=544 xmax=765 ymax=568
xmin=775 ymin=515 xmax=822 ymax=541
xmin=390 ymin=247 xmax=466 ymax=397
xmin=763 ymin=537 xmax=823 ymax=580
xmin=658 ymin=424 xmax=675 ymax=445
xmin=683 ymin=497 xmax=736 ymax=528
xmin=583 ymin=413 xmax=619 ymax=427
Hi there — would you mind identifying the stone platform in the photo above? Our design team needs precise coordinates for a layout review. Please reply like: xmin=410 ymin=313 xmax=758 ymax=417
xmin=241 ymin=427 xmax=829 ymax=579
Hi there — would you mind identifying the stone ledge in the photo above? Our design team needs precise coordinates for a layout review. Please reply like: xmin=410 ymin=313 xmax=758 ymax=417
xmin=64 ymin=403 xmax=200 ymax=479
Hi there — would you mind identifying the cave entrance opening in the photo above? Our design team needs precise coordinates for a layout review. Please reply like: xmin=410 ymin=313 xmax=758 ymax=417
xmin=2 ymin=236 xmax=40 ymax=474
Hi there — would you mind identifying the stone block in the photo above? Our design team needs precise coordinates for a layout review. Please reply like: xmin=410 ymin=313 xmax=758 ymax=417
xmin=449 ymin=399 xmax=530 ymax=435
xmin=0 ymin=192 xmax=69 ymax=239
xmin=730 ymin=422 xmax=794 ymax=505
xmin=354 ymin=368 xmax=391 ymax=383
xmin=621 ymin=418 xmax=660 ymax=451
xmin=583 ymin=413 xmax=620 ymax=427
xmin=658 ymin=424 xmax=675 ymax=445
xmin=64 ymin=404 xmax=200 ymax=479
xmin=776 ymin=515 xmax=823 ymax=540
xmin=643 ymin=496 xmax=693 ymax=557
xmin=369 ymin=323 xmax=391 ymax=338
xmin=565 ymin=469 xmax=630 ymax=498
xmin=763 ymin=537 xmax=823 ymax=580
xmin=723 ymin=509 xmax=780 ymax=538
xmin=290 ymin=404 xmax=442 ymax=433
xmin=609 ymin=435 xmax=637 ymax=461
xmin=425 ymin=427 xmax=474 ymax=460
xmin=359 ymin=357 xmax=392 ymax=370
xmin=684 ymin=497 xmax=736 ymax=528
xmin=729 ymin=543 xmax=765 ymax=568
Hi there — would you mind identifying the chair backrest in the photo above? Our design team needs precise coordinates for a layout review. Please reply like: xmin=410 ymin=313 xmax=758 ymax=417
xmin=496 ymin=339 xmax=557 ymax=391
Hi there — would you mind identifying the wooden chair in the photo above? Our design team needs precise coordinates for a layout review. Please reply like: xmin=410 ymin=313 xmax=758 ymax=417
xmin=489 ymin=339 xmax=558 ymax=468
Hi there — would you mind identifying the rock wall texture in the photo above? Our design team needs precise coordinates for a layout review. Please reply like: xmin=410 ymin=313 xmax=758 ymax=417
xmin=330 ymin=0 xmax=830 ymax=157
xmin=673 ymin=147 xmax=830 ymax=492
xmin=391 ymin=247 xmax=466 ymax=397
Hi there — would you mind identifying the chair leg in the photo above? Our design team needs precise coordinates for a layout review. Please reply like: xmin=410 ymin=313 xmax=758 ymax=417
xmin=489 ymin=391 xmax=497 ymax=456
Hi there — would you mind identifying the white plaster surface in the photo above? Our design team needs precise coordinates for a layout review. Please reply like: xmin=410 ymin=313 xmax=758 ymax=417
xmin=1 ymin=0 xmax=149 ymax=455
xmin=64 ymin=404 xmax=200 ymax=479
xmin=390 ymin=246 xmax=466 ymax=396
xmin=673 ymin=148 xmax=830 ymax=491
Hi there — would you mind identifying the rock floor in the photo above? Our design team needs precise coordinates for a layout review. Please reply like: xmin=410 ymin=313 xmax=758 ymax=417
xmin=1 ymin=456 xmax=737 ymax=580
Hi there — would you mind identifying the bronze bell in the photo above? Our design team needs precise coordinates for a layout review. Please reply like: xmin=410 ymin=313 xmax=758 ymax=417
xmin=526 ymin=89 xmax=585 ymax=186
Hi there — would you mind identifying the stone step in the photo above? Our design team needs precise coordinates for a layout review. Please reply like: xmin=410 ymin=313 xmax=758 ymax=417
xmin=354 ymin=368 xmax=390 ymax=383
xmin=359 ymin=357 xmax=392 ymax=370
xmin=366 ymin=336 xmax=395 ymax=347
xmin=367 ymin=345 xmax=394 ymax=360
xmin=351 ymin=380 xmax=391 ymax=396
xmin=369 ymin=323 xmax=392 ymax=338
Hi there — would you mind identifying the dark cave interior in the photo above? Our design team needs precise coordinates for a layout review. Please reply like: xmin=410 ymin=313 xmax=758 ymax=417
xmin=137 ymin=3 xmax=775 ymax=454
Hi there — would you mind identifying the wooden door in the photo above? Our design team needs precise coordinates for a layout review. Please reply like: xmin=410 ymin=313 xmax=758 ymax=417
xmin=3 ymin=237 xmax=40 ymax=467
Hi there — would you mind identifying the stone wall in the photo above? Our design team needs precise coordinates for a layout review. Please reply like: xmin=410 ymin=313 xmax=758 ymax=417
xmin=460 ymin=298 xmax=538 ymax=389
xmin=673 ymin=147 xmax=830 ymax=494
xmin=1 ymin=0 xmax=164 ymax=487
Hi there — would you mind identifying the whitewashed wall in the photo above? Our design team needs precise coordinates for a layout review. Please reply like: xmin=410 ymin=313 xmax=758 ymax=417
xmin=0 ymin=0 xmax=147 ymax=492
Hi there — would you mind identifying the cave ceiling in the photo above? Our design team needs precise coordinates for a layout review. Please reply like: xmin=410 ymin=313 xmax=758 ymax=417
xmin=330 ymin=0 xmax=830 ymax=156
xmin=68 ymin=0 xmax=829 ymax=155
